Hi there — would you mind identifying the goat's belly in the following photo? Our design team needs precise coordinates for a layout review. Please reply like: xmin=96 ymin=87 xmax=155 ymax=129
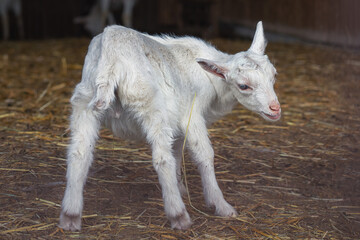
xmin=104 ymin=112 xmax=145 ymax=142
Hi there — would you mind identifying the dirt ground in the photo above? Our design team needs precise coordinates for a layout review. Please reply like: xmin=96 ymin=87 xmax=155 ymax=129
xmin=0 ymin=37 xmax=359 ymax=239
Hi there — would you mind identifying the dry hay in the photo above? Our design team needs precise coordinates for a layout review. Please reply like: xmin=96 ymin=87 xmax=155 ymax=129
xmin=0 ymin=37 xmax=359 ymax=239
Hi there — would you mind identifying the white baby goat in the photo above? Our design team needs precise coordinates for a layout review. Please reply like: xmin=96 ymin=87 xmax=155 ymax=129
xmin=59 ymin=21 xmax=281 ymax=231
xmin=74 ymin=0 xmax=137 ymax=36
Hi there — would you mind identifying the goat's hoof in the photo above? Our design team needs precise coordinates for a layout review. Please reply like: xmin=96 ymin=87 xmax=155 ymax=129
xmin=215 ymin=202 xmax=238 ymax=217
xmin=170 ymin=210 xmax=192 ymax=230
xmin=59 ymin=211 xmax=81 ymax=231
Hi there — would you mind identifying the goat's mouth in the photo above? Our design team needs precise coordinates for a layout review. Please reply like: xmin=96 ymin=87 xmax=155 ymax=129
xmin=260 ymin=111 xmax=281 ymax=121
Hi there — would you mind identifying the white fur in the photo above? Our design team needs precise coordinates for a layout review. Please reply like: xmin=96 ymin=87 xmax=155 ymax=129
xmin=59 ymin=21 xmax=281 ymax=231
xmin=0 ymin=0 xmax=23 ymax=40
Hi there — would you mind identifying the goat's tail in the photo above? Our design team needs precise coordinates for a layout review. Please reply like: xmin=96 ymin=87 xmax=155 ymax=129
xmin=87 ymin=60 xmax=119 ymax=111
xmin=88 ymin=39 xmax=120 ymax=111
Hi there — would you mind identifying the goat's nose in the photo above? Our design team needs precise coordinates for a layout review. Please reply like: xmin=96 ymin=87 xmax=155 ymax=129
xmin=269 ymin=101 xmax=281 ymax=112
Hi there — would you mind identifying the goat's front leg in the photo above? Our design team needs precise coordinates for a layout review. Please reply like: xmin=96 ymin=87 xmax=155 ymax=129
xmin=142 ymin=114 xmax=192 ymax=229
xmin=152 ymin=143 xmax=192 ymax=229
xmin=187 ymin=118 xmax=238 ymax=217
xmin=122 ymin=0 xmax=136 ymax=28
xmin=1 ymin=12 xmax=9 ymax=40
xmin=59 ymin=106 xmax=101 ymax=231
xmin=13 ymin=0 xmax=24 ymax=39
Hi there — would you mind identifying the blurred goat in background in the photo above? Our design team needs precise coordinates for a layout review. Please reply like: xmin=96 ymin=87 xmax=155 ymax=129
xmin=74 ymin=0 xmax=137 ymax=36
xmin=0 ymin=0 xmax=24 ymax=40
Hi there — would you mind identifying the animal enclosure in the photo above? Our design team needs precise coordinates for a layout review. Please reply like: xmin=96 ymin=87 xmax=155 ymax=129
xmin=0 ymin=37 xmax=359 ymax=238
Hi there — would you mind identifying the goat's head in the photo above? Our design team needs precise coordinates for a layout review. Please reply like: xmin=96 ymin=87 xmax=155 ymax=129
xmin=197 ymin=21 xmax=281 ymax=121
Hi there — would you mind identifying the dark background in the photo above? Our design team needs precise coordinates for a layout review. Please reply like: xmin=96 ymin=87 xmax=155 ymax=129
xmin=3 ymin=0 xmax=360 ymax=48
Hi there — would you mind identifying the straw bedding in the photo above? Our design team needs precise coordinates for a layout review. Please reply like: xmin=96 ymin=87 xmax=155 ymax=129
xmin=0 ymin=38 xmax=359 ymax=239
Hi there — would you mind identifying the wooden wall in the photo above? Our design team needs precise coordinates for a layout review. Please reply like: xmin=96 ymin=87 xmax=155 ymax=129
xmin=2 ymin=0 xmax=359 ymax=47
xmin=219 ymin=0 xmax=360 ymax=47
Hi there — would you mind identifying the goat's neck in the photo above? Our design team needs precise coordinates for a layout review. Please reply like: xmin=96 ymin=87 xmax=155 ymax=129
xmin=205 ymin=72 xmax=238 ymax=124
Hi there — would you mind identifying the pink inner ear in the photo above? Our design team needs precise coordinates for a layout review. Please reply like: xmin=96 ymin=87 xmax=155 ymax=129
xmin=198 ymin=60 xmax=227 ymax=79
xmin=212 ymin=67 xmax=226 ymax=79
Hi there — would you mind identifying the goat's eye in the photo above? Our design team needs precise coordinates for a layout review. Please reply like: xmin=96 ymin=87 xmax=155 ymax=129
xmin=238 ymin=84 xmax=250 ymax=90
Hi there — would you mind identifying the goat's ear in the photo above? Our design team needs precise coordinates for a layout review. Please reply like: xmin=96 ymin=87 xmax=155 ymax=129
xmin=196 ymin=58 xmax=229 ymax=80
xmin=248 ymin=21 xmax=267 ymax=55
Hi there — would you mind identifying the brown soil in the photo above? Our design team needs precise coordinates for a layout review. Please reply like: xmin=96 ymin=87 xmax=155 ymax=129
xmin=0 ymin=38 xmax=359 ymax=239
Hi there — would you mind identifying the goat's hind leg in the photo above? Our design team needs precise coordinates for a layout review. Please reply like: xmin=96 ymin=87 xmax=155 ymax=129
xmin=59 ymin=93 xmax=102 ymax=231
